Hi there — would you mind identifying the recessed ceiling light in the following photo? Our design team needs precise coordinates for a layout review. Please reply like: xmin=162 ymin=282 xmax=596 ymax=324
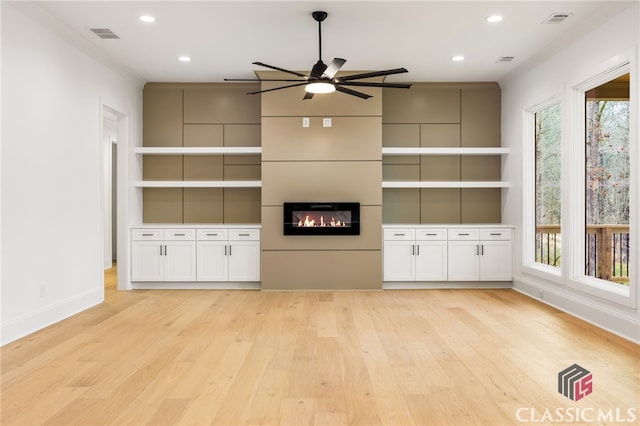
xmin=178 ymin=56 xmax=191 ymax=62
xmin=139 ymin=15 xmax=156 ymax=23
xmin=487 ymin=15 xmax=503 ymax=23
xmin=452 ymin=55 xmax=465 ymax=62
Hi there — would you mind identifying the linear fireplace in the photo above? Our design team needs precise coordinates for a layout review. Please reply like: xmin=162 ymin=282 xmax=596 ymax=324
xmin=283 ymin=202 xmax=360 ymax=235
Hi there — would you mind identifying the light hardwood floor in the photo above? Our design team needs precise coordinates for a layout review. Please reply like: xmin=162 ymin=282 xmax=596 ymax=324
xmin=1 ymin=268 xmax=638 ymax=425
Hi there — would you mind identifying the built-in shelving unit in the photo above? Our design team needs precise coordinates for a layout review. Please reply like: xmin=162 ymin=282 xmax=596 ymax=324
xmin=382 ymin=147 xmax=510 ymax=156
xmin=134 ymin=147 xmax=262 ymax=155
xmin=381 ymin=147 xmax=510 ymax=188
xmin=382 ymin=181 xmax=510 ymax=188
xmin=134 ymin=147 xmax=262 ymax=188
xmin=134 ymin=180 xmax=261 ymax=188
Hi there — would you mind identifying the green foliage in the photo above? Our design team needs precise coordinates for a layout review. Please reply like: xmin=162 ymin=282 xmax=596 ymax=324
xmin=535 ymin=103 xmax=562 ymax=226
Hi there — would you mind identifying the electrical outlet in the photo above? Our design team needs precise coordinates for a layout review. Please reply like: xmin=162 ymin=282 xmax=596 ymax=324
xmin=323 ymin=118 xmax=332 ymax=127
xmin=302 ymin=117 xmax=309 ymax=128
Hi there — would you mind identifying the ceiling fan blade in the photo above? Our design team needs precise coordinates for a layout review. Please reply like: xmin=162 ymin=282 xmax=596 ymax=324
xmin=225 ymin=78 xmax=307 ymax=82
xmin=310 ymin=60 xmax=327 ymax=79
xmin=246 ymin=82 xmax=309 ymax=95
xmin=303 ymin=92 xmax=315 ymax=100
xmin=334 ymin=85 xmax=372 ymax=100
xmin=252 ymin=62 xmax=308 ymax=79
xmin=337 ymin=81 xmax=412 ymax=89
xmin=337 ymin=68 xmax=409 ymax=82
xmin=323 ymin=58 xmax=346 ymax=79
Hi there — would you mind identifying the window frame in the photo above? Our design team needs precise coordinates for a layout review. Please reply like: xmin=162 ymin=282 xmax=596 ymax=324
xmin=565 ymin=51 xmax=636 ymax=308
xmin=523 ymin=97 xmax=564 ymax=283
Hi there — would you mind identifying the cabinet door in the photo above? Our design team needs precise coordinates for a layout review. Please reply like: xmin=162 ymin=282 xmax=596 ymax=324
xmin=227 ymin=241 xmax=261 ymax=282
xmin=132 ymin=241 xmax=164 ymax=282
xmin=447 ymin=241 xmax=480 ymax=281
xmin=480 ymin=240 xmax=512 ymax=281
xmin=164 ymin=241 xmax=197 ymax=281
xmin=415 ymin=241 xmax=448 ymax=281
xmin=383 ymin=241 xmax=415 ymax=281
xmin=197 ymin=241 xmax=228 ymax=281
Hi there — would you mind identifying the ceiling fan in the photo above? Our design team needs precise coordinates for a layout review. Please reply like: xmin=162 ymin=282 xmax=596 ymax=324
xmin=224 ymin=11 xmax=412 ymax=100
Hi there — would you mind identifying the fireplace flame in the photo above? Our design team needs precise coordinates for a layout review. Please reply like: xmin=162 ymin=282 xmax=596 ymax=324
xmin=297 ymin=215 xmax=347 ymax=227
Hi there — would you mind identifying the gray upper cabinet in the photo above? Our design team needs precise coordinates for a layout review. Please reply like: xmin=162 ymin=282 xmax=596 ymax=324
xmin=461 ymin=86 xmax=501 ymax=147
xmin=183 ymin=85 xmax=260 ymax=124
xmin=143 ymin=86 xmax=183 ymax=147
xmin=382 ymin=86 xmax=460 ymax=124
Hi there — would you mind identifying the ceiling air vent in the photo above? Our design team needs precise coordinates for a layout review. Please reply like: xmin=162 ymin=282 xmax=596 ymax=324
xmin=497 ymin=56 xmax=515 ymax=63
xmin=542 ymin=13 xmax=572 ymax=24
xmin=90 ymin=28 xmax=119 ymax=39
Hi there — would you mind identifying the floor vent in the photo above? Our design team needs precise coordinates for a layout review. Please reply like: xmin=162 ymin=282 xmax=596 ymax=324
xmin=542 ymin=13 xmax=572 ymax=24
xmin=90 ymin=28 xmax=120 ymax=39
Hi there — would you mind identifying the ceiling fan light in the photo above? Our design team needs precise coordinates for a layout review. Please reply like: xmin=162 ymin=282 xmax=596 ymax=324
xmin=305 ymin=82 xmax=335 ymax=94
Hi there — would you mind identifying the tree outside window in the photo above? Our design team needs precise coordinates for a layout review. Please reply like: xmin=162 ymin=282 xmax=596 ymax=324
xmin=584 ymin=73 xmax=630 ymax=286
xmin=535 ymin=103 xmax=562 ymax=268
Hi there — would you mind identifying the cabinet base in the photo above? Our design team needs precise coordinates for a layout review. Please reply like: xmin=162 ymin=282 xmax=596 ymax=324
xmin=382 ymin=281 xmax=512 ymax=290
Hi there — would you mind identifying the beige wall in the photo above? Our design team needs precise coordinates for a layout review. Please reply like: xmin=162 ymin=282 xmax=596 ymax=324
xmin=260 ymin=77 xmax=383 ymax=290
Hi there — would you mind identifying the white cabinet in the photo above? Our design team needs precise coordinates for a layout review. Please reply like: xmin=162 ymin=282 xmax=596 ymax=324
xmin=415 ymin=229 xmax=448 ymax=281
xmin=383 ymin=225 xmax=512 ymax=284
xmin=131 ymin=229 xmax=196 ymax=282
xmin=197 ymin=229 xmax=260 ymax=282
xmin=383 ymin=228 xmax=447 ymax=281
xmin=447 ymin=228 xmax=512 ymax=281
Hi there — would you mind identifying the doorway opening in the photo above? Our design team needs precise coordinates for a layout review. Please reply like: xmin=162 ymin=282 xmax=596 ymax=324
xmin=102 ymin=104 xmax=124 ymax=293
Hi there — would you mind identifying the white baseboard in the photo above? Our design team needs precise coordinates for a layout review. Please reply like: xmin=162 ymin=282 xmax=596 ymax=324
xmin=513 ymin=275 xmax=640 ymax=344
xmin=131 ymin=282 xmax=261 ymax=290
xmin=383 ymin=281 xmax=512 ymax=290
xmin=1 ymin=288 xmax=103 ymax=346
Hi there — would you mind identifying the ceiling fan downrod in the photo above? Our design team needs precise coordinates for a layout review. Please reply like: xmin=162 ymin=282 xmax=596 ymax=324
xmin=312 ymin=11 xmax=327 ymax=61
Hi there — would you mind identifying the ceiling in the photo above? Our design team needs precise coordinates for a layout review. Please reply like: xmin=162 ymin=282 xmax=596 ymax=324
xmin=19 ymin=1 xmax=631 ymax=84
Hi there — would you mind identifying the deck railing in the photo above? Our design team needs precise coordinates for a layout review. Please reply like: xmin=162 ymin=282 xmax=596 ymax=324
xmin=535 ymin=224 xmax=630 ymax=283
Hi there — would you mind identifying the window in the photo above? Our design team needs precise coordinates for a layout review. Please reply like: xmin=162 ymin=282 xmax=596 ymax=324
xmin=584 ymin=73 xmax=630 ymax=287
xmin=535 ymin=103 xmax=562 ymax=269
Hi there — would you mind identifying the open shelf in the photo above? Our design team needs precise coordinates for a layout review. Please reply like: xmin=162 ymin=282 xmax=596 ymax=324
xmin=382 ymin=181 xmax=510 ymax=188
xmin=382 ymin=147 xmax=510 ymax=156
xmin=134 ymin=180 xmax=262 ymax=188
xmin=134 ymin=147 xmax=262 ymax=155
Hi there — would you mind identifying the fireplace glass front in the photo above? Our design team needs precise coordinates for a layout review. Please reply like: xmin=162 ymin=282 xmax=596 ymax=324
xmin=283 ymin=202 xmax=360 ymax=235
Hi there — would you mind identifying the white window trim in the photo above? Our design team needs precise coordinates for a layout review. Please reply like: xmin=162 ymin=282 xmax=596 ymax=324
xmin=522 ymin=97 xmax=563 ymax=284
xmin=565 ymin=50 xmax=636 ymax=308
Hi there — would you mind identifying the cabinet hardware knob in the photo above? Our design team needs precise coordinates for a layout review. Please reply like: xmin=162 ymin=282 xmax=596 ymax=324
xmin=481 ymin=245 xmax=484 ymax=255
xmin=394 ymin=233 xmax=406 ymax=236
xmin=174 ymin=233 xmax=186 ymax=236
xmin=160 ymin=245 xmax=163 ymax=256
xmin=426 ymin=233 xmax=437 ymax=236
xmin=476 ymin=245 xmax=479 ymax=255
xmin=239 ymin=233 xmax=250 ymax=237
xmin=142 ymin=233 xmax=154 ymax=237
xmin=164 ymin=245 xmax=167 ymax=255
xmin=224 ymin=245 xmax=227 ymax=256
xmin=459 ymin=233 xmax=470 ymax=236
xmin=229 ymin=245 xmax=232 ymax=256
xmin=490 ymin=233 xmax=501 ymax=236
xmin=206 ymin=233 xmax=218 ymax=236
